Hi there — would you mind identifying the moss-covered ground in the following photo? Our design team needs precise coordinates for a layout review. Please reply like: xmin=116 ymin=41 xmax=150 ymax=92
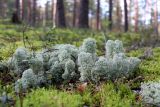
xmin=0 ymin=20 xmax=160 ymax=107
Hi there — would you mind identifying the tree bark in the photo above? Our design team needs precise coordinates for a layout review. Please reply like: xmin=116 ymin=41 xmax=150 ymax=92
xmin=73 ymin=0 xmax=77 ymax=27
xmin=32 ymin=0 xmax=37 ymax=26
xmin=15 ymin=0 xmax=20 ymax=19
xmin=21 ymin=0 xmax=25 ymax=20
xmin=124 ymin=0 xmax=128 ymax=32
xmin=56 ymin=0 xmax=66 ymax=27
xmin=75 ymin=0 xmax=80 ymax=27
xmin=154 ymin=0 xmax=158 ymax=35
xmin=96 ymin=0 xmax=100 ymax=30
xmin=134 ymin=0 xmax=138 ymax=32
xmin=78 ymin=0 xmax=89 ymax=28
xmin=27 ymin=0 xmax=32 ymax=24
xmin=12 ymin=0 xmax=21 ymax=23
xmin=116 ymin=0 xmax=121 ymax=30
xmin=0 ymin=0 xmax=7 ymax=18
xmin=108 ymin=0 xmax=113 ymax=30
xmin=45 ymin=1 xmax=49 ymax=21
xmin=52 ymin=0 xmax=57 ymax=27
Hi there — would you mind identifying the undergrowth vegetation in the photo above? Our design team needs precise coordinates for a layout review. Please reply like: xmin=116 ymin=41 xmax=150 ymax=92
xmin=0 ymin=20 xmax=160 ymax=107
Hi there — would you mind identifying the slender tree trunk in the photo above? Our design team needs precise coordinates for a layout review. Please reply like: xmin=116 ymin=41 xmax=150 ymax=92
xmin=32 ymin=0 xmax=37 ymax=26
xmin=52 ymin=0 xmax=57 ymax=27
xmin=20 ymin=0 xmax=23 ymax=20
xmin=27 ymin=0 xmax=32 ymax=24
xmin=75 ymin=0 xmax=80 ymax=27
xmin=145 ymin=0 xmax=151 ymax=25
xmin=56 ymin=0 xmax=66 ymax=27
xmin=15 ymin=0 xmax=20 ymax=19
xmin=0 ymin=0 xmax=6 ymax=18
xmin=21 ymin=0 xmax=25 ymax=20
xmin=124 ymin=0 xmax=128 ymax=32
xmin=78 ymin=0 xmax=89 ymax=28
xmin=96 ymin=0 xmax=100 ymax=30
xmin=37 ymin=6 xmax=42 ymax=26
xmin=0 ymin=0 xmax=3 ymax=18
xmin=73 ymin=0 xmax=77 ymax=27
xmin=116 ymin=0 xmax=121 ymax=30
xmin=12 ymin=0 xmax=21 ymax=23
xmin=45 ymin=1 xmax=49 ymax=21
xmin=154 ymin=0 xmax=158 ymax=35
xmin=108 ymin=0 xmax=113 ymax=30
xmin=134 ymin=0 xmax=138 ymax=32
xmin=44 ymin=1 xmax=50 ymax=26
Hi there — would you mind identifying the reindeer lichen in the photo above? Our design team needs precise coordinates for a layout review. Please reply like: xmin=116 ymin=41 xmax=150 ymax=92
xmin=10 ymin=38 xmax=140 ymax=91
xmin=140 ymin=81 xmax=160 ymax=106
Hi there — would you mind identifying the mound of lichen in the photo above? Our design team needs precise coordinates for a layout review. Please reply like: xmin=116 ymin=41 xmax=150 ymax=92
xmin=4 ymin=38 xmax=140 ymax=92
xmin=140 ymin=81 xmax=160 ymax=106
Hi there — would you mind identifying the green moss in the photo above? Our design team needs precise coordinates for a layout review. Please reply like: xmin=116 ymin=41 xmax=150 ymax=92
xmin=1 ymin=20 xmax=160 ymax=107
xmin=94 ymin=83 xmax=141 ymax=107
xmin=128 ymin=48 xmax=160 ymax=81
xmin=16 ymin=88 xmax=83 ymax=107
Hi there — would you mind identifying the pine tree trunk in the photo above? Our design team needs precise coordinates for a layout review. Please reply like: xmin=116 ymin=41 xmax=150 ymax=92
xmin=52 ymin=0 xmax=57 ymax=27
xmin=12 ymin=0 xmax=20 ymax=23
xmin=73 ymin=0 xmax=77 ymax=27
xmin=32 ymin=0 xmax=37 ymax=26
xmin=78 ymin=0 xmax=89 ymax=28
xmin=108 ymin=0 xmax=113 ymax=30
xmin=0 ymin=0 xmax=3 ymax=18
xmin=27 ymin=0 xmax=32 ymax=24
xmin=15 ymin=0 xmax=20 ymax=19
xmin=21 ymin=0 xmax=24 ymax=20
xmin=154 ymin=0 xmax=158 ymax=35
xmin=37 ymin=6 xmax=42 ymax=26
xmin=56 ymin=0 xmax=66 ymax=27
xmin=128 ymin=0 xmax=132 ymax=31
xmin=0 ymin=0 xmax=6 ymax=18
xmin=116 ymin=0 xmax=121 ymax=31
xmin=134 ymin=0 xmax=138 ymax=32
xmin=75 ymin=0 xmax=80 ymax=27
xmin=96 ymin=0 xmax=100 ymax=30
xmin=124 ymin=0 xmax=128 ymax=32
xmin=45 ymin=1 xmax=49 ymax=21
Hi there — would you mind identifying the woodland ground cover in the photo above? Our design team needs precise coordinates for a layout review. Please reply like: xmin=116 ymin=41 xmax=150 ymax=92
xmin=0 ymin=20 xmax=160 ymax=107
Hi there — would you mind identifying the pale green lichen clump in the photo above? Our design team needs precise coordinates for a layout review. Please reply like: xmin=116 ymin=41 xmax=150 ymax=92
xmin=78 ymin=39 xmax=140 ymax=82
xmin=8 ymin=47 xmax=30 ymax=75
xmin=9 ymin=38 xmax=140 ymax=92
xmin=140 ymin=81 xmax=160 ymax=106
xmin=15 ymin=69 xmax=37 ymax=93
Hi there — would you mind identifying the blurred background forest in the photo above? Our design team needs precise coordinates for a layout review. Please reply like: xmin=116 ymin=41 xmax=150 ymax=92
xmin=0 ymin=0 xmax=160 ymax=33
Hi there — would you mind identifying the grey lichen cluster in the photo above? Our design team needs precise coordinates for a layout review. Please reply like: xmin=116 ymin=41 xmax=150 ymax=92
xmin=140 ymin=81 xmax=160 ymax=106
xmin=78 ymin=38 xmax=97 ymax=81
xmin=15 ymin=69 xmax=37 ymax=93
xmin=78 ymin=39 xmax=141 ymax=82
xmin=8 ymin=47 xmax=30 ymax=75
xmin=8 ymin=38 xmax=140 ymax=92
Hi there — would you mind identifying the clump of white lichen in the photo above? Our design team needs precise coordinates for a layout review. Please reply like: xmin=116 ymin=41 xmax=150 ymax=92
xmin=9 ymin=38 xmax=140 ymax=92
xmin=8 ymin=47 xmax=30 ymax=75
xmin=140 ymin=81 xmax=160 ymax=106
xmin=15 ymin=69 xmax=37 ymax=93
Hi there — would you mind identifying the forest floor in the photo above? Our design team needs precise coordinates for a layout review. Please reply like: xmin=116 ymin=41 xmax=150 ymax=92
xmin=0 ymin=20 xmax=160 ymax=107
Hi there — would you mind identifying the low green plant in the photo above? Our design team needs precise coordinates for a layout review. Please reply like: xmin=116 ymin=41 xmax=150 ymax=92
xmin=16 ymin=88 xmax=83 ymax=107
xmin=96 ymin=83 xmax=141 ymax=107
